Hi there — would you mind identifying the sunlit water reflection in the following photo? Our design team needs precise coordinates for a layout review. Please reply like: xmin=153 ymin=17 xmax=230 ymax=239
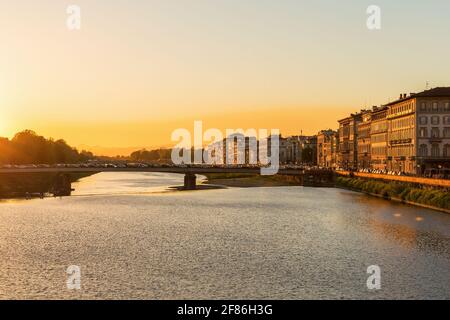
xmin=0 ymin=172 xmax=448 ymax=299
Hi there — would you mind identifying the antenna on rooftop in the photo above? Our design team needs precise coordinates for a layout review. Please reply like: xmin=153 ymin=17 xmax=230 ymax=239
xmin=426 ymin=81 xmax=430 ymax=90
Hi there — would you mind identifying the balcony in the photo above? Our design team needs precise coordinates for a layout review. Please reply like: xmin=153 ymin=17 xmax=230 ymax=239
xmin=390 ymin=138 xmax=412 ymax=145
xmin=417 ymin=155 xmax=450 ymax=160
xmin=429 ymin=137 xmax=443 ymax=143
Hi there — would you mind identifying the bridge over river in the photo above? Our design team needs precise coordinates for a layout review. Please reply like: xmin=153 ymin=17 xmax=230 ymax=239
xmin=0 ymin=166 xmax=334 ymax=194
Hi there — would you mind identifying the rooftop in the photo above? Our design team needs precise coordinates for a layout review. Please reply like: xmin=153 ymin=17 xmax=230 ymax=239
xmin=384 ymin=87 xmax=450 ymax=106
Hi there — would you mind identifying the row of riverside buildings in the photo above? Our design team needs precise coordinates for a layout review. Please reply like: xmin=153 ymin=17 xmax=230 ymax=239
xmin=317 ymin=87 xmax=450 ymax=175
xmin=207 ymin=134 xmax=317 ymax=165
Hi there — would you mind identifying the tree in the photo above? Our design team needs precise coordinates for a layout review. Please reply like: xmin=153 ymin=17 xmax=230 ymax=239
xmin=0 ymin=130 xmax=94 ymax=165
xmin=301 ymin=147 xmax=314 ymax=164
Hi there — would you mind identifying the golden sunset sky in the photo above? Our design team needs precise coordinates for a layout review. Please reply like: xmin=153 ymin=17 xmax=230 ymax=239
xmin=1 ymin=0 xmax=450 ymax=155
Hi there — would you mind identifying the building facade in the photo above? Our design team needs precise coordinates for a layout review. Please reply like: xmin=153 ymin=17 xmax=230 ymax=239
xmin=357 ymin=111 xmax=372 ymax=169
xmin=415 ymin=89 xmax=450 ymax=174
xmin=338 ymin=113 xmax=362 ymax=170
xmin=386 ymin=95 xmax=416 ymax=173
xmin=370 ymin=106 xmax=388 ymax=171
xmin=331 ymin=132 xmax=339 ymax=166
xmin=387 ymin=88 xmax=450 ymax=174
xmin=316 ymin=87 xmax=450 ymax=175
xmin=317 ymin=129 xmax=338 ymax=168
xmin=285 ymin=136 xmax=303 ymax=164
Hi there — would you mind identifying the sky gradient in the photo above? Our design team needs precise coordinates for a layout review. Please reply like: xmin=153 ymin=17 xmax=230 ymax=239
xmin=1 ymin=0 xmax=450 ymax=155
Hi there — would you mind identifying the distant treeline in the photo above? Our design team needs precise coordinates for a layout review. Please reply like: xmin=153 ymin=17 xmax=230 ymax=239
xmin=129 ymin=148 xmax=209 ymax=163
xmin=129 ymin=148 xmax=172 ymax=162
xmin=0 ymin=130 xmax=94 ymax=164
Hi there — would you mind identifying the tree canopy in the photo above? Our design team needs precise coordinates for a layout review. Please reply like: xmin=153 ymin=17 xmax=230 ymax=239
xmin=0 ymin=130 xmax=94 ymax=164
xmin=129 ymin=148 xmax=172 ymax=162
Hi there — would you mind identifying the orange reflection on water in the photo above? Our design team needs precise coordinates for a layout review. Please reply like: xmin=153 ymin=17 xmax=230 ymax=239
xmin=367 ymin=216 xmax=418 ymax=249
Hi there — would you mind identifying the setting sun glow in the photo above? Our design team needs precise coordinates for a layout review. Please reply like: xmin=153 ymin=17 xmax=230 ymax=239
xmin=0 ymin=1 xmax=449 ymax=155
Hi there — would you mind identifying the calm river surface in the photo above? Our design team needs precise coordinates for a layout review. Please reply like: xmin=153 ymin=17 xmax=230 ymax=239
xmin=0 ymin=172 xmax=449 ymax=299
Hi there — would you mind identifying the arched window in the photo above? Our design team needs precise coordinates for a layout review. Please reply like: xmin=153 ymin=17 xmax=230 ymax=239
xmin=431 ymin=144 xmax=440 ymax=157
xmin=419 ymin=144 xmax=428 ymax=157
xmin=444 ymin=144 xmax=450 ymax=158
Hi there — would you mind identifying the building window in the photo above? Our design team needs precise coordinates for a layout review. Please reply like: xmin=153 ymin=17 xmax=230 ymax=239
xmin=445 ymin=102 xmax=450 ymax=111
xmin=419 ymin=144 xmax=428 ymax=157
xmin=419 ymin=127 xmax=427 ymax=137
xmin=431 ymin=116 xmax=439 ymax=125
xmin=444 ymin=144 xmax=450 ymax=157
xmin=419 ymin=116 xmax=428 ymax=125
xmin=432 ymin=102 xmax=439 ymax=111
xmin=431 ymin=127 xmax=440 ymax=138
xmin=444 ymin=116 xmax=450 ymax=125
xmin=444 ymin=127 xmax=450 ymax=138
xmin=431 ymin=144 xmax=440 ymax=157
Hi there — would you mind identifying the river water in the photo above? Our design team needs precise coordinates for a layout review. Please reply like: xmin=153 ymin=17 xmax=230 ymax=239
xmin=0 ymin=172 xmax=448 ymax=299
